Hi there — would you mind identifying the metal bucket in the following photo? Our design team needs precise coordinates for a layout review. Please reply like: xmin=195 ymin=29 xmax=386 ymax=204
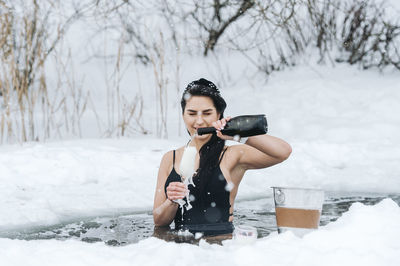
xmin=272 ymin=187 xmax=324 ymax=237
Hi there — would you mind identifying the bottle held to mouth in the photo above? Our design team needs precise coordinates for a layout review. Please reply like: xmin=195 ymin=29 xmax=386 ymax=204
xmin=197 ymin=114 xmax=268 ymax=137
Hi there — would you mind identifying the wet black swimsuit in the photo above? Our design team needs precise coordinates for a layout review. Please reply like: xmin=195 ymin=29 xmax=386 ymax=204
xmin=164 ymin=148 xmax=234 ymax=236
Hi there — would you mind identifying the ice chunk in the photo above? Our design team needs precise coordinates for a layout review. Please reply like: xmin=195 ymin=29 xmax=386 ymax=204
xmin=195 ymin=232 xmax=203 ymax=239
xmin=177 ymin=229 xmax=193 ymax=237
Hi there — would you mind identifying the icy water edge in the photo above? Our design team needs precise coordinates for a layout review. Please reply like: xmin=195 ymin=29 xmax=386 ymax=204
xmin=2 ymin=192 xmax=399 ymax=246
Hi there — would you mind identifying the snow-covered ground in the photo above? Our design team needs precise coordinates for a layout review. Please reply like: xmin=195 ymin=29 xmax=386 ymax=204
xmin=1 ymin=60 xmax=400 ymax=265
xmin=0 ymin=199 xmax=399 ymax=266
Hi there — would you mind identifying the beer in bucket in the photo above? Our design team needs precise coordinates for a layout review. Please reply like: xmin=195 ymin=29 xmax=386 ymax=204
xmin=272 ymin=187 xmax=324 ymax=237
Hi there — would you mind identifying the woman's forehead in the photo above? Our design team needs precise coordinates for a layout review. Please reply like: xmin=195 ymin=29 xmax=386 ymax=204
xmin=185 ymin=96 xmax=216 ymax=110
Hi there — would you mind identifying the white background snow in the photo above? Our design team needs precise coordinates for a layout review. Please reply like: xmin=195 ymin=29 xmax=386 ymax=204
xmin=1 ymin=0 xmax=400 ymax=265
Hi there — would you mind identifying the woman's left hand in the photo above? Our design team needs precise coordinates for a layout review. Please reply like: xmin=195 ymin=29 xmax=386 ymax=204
xmin=212 ymin=116 xmax=234 ymax=141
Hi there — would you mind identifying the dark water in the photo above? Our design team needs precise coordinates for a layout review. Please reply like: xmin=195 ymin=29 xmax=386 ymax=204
xmin=2 ymin=192 xmax=399 ymax=245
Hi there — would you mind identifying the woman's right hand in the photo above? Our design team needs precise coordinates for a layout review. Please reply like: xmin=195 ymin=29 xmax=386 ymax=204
xmin=166 ymin=182 xmax=189 ymax=201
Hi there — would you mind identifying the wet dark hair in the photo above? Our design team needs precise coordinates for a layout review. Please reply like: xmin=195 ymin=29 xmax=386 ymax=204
xmin=181 ymin=78 xmax=227 ymax=195
xmin=181 ymin=78 xmax=226 ymax=118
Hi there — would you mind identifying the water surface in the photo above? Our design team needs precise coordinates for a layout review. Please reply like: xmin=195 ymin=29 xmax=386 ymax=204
xmin=2 ymin=192 xmax=399 ymax=245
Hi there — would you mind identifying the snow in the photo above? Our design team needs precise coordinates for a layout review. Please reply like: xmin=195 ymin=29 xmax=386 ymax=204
xmin=0 ymin=199 xmax=399 ymax=266
xmin=1 ymin=60 xmax=400 ymax=264
xmin=1 ymin=1 xmax=400 ymax=262
xmin=0 ymin=137 xmax=172 ymax=229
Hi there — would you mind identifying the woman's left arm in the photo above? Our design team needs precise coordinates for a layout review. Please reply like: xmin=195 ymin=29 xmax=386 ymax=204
xmin=235 ymin=134 xmax=292 ymax=170
xmin=214 ymin=117 xmax=292 ymax=170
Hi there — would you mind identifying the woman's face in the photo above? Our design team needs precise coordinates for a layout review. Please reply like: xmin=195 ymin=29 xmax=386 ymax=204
xmin=183 ymin=96 xmax=220 ymax=139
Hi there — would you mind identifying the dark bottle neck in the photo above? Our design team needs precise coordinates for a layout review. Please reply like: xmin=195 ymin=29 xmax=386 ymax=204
xmin=196 ymin=115 xmax=267 ymax=137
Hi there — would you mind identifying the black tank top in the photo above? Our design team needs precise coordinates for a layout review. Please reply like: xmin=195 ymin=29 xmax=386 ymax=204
xmin=164 ymin=148 xmax=234 ymax=235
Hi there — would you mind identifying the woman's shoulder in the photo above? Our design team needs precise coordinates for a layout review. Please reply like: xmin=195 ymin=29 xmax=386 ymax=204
xmin=160 ymin=146 xmax=185 ymax=164
xmin=159 ymin=147 xmax=185 ymax=176
xmin=223 ymin=144 xmax=241 ymax=154
xmin=221 ymin=144 xmax=245 ymax=164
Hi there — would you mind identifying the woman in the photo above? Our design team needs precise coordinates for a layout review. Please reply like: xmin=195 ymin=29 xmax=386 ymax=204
xmin=153 ymin=78 xmax=292 ymax=236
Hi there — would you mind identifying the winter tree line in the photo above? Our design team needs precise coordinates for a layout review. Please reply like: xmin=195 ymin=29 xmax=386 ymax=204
xmin=0 ymin=0 xmax=399 ymax=143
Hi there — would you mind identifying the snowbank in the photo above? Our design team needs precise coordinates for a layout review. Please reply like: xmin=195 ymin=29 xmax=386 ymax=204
xmin=0 ymin=199 xmax=399 ymax=266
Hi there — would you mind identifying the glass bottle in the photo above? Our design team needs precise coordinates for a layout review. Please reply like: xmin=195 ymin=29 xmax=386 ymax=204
xmin=197 ymin=114 xmax=268 ymax=137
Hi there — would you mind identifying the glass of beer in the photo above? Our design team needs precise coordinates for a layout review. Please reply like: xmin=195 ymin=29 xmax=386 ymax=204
xmin=272 ymin=187 xmax=324 ymax=237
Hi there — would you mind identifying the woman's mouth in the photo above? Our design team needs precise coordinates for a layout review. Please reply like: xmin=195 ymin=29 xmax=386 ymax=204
xmin=193 ymin=127 xmax=207 ymax=135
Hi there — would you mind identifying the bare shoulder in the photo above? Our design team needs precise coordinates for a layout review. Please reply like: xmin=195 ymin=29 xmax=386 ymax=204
xmin=227 ymin=136 xmax=290 ymax=170
xmin=160 ymin=150 xmax=173 ymax=165
xmin=219 ymin=145 xmax=248 ymax=186
xmin=221 ymin=144 xmax=243 ymax=168
xmin=159 ymin=146 xmax=185 ymax=174
xmin=158 ymin=150 xmax=174 ymax=177
xmin=224 ymin=144 xmax=248 ymax=158
xmin=224 ymin=143 xmax=266 ymax=170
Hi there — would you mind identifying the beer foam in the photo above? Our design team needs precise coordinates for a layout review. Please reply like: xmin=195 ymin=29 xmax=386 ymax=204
xmin=175 ymin=145 xmax=197 ymax=214
xmin=179 ymin=146 xmax=196 ymax=184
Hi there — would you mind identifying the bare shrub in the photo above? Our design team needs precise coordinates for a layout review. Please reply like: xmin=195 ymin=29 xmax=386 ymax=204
xmin=0 ymin=0 xmax=57 ymax=142
xmin=88 ymin=0 xmax=183 ymax=138
xmin=0 ymin=0 xmax=85 ymax=143
xmin=51 ymin=47 xmax=94 ymax=138
xmin=102 ymin=33 xmax=147 ymax=138
xmin=89 ymin=0 xmax=152 ymax=65
xmin=183 ymin=0 xmax=400 ymax=72
xmin=338 ymin=0 xmax=400 ymax=69
xmin=307 ymin=0 xmax=400 ymax=70
xmin=188 ymin=0 xmax=256 ymax=55
xmin=253 ymin=0 xmax=306 ymax=74
xmin=306 ymin=0 xmax=339 ymax=64
xmin=149 ymin=31 xmax=169 ymax=139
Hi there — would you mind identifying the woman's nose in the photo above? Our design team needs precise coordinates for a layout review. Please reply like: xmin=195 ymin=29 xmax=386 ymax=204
xmin=195 ymin=114 xmax=204 ymax=124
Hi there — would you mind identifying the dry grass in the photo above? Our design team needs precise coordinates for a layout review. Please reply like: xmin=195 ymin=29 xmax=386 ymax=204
xmin=0 ymin=0 xmax=91 ymax=143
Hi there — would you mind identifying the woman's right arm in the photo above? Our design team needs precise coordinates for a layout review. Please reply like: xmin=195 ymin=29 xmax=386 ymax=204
xmin=152 ymin=151 xmax=187 ymax=227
